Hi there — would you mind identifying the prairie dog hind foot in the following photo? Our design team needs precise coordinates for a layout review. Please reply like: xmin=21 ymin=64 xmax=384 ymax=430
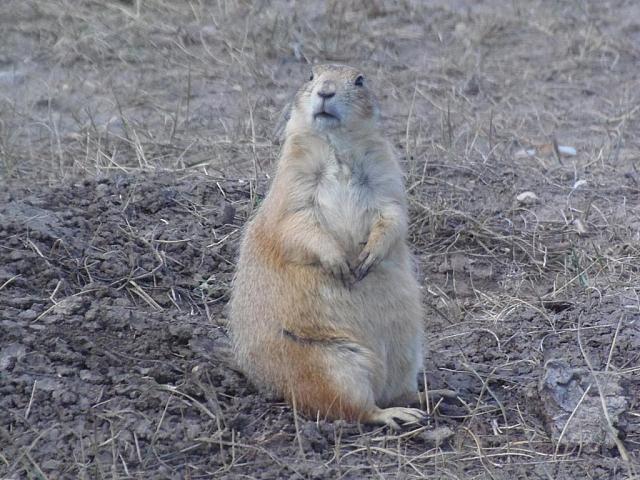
xmin=365 ymin=407 xmax=427 ymax=430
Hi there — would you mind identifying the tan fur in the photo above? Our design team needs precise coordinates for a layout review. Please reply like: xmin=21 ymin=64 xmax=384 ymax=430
xmin=229 ymin=64 xmax=425 ymax=427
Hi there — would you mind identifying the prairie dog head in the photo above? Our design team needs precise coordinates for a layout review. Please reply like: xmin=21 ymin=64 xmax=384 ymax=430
xmin=285 ymin=64 xmax=379 ymax=137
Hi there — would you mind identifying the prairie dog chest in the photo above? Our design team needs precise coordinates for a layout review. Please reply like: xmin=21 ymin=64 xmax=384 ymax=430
xmin=315 ymin=150 xmax=377 ymax=250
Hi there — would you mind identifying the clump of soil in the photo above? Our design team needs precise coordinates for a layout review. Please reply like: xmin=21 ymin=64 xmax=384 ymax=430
xmin=538 ymin=359 xmax=629 ymax=451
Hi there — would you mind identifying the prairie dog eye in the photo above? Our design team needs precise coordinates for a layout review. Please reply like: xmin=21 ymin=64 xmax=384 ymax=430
xmin=354 ymin=75 xmax=364 ymax=86
xmin=309 ymin=72 xmax=314 ymax=81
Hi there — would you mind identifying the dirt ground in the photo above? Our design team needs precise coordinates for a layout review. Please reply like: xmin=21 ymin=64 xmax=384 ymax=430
xmin=1 ymin=1 xmax=640 ymax=478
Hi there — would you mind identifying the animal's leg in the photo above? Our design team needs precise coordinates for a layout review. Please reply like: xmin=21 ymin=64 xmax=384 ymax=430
xmin=354 ymin=205 xmax=406 ymax=281
xmin=281 ymin=339 xmax=425 ymax=428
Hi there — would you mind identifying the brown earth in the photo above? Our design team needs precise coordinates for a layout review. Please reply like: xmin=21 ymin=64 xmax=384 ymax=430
xmin=1 ymin=1 xmax=640 ymax=478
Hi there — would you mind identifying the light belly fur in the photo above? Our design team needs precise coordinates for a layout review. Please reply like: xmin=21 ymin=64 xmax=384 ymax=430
xmin=315 ymin=171 xmax=375 ymax=258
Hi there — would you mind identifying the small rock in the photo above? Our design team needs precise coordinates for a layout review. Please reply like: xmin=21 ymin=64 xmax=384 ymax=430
xmin=79 ymin=370 xmax=103 ymax=384
xmin=538 ymin=359 xmax=628 ymax=451
xmin=558 ymin=145 xmax=577 ymax=156
xmin=0 ymin=343 xmax=26 ymax=371
xmin=421 ymin=426 xmax=455 ymax=443
xmin=17 ymin=309 xmax=39 ymax=321
xmin=572 ymin=179 xmax=587 ymax=190
xmin=53 ymin=390 xmax=78 ymax=406
xmin=516 ymin=191 xmax=539 ymax=205
xmin=52 ymin=296 xmax=85 ymax=316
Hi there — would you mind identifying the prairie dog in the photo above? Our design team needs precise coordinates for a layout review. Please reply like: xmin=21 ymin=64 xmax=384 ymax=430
xmin=229 ymin=64 xmax=425 ymax=428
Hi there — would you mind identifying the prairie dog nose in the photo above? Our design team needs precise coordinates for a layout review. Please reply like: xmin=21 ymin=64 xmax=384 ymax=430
xmin=317 ymin=80 xmax=336 ymax=99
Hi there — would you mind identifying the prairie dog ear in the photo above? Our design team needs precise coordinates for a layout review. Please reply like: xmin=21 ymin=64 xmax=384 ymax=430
xmin=272 ymin=99 xmax=293 ymax=145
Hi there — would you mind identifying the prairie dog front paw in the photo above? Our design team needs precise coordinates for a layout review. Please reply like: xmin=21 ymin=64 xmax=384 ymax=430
xmin=353 ymin=245 xmax=384 ymax=281
xmin=320 ymin=251 xmax=355 ymax=287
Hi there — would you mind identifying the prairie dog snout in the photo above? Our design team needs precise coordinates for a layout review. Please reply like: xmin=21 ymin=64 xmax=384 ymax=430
xmin=291 ymin=64 xmax=377 ymax=134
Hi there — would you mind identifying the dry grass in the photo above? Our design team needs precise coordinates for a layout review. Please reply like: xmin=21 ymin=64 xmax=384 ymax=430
xmin=1 ymin=0 xmax=640 ymax=478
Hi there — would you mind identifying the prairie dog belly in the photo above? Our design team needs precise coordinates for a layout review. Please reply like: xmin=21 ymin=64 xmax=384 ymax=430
xmin=315 ymin=161 xmax=376 ymax=257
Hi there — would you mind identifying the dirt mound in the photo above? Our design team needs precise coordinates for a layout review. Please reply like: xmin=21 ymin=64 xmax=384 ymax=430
xmin=0 ymin=174 xmax=254 ymax=476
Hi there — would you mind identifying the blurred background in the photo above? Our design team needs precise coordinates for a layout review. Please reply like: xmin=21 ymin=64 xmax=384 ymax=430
xmin=2 ymin=0 xmax=638 ymax=184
